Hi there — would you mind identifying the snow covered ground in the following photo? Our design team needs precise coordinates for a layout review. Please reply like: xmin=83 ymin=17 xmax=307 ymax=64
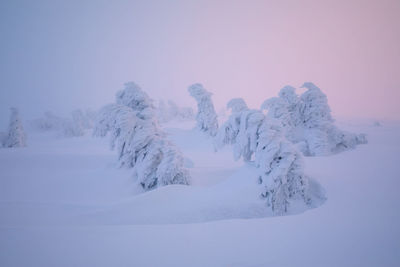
xmin=0 ymin=119 xmax=399 ymax=266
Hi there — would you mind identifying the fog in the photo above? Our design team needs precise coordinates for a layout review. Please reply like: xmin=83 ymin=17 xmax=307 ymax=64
xmin=1 ymin=0 xmax=399 ymax=127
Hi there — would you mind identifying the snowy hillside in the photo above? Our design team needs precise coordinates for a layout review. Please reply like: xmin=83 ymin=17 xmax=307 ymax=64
xmin=0 ymin=119 xmax=399 ymax=266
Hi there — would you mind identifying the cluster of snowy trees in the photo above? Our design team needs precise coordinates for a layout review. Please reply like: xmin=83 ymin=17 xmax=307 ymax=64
xmin=261 ymin=83 xmax=367 ymax=156
xmin=156 ymin=100 xmax=194 ymax=123
xmin=215 ymin=82 xmax=366 ymax=214
xmin=1 ymin=107 xmax=27 ymax=148
xmin=188 ymin=83 xmax=219 ymax=136
xmin=31 ymin=109 xmax=96 ymax=137
xmin=94 ymin=82 xmax=190 ymax=191
xmin=215 ymin=99 xmax=311 ymax=214
xmin=6 ymin=80 xmax=362 ymax=214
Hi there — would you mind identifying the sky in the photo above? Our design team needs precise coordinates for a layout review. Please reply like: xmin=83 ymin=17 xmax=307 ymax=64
xmin=0 ymin=0 xmax=399 ymax=127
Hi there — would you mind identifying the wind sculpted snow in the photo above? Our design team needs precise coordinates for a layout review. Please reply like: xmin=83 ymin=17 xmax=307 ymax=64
xmin=0 ymin=119 xmax=399 ymax=267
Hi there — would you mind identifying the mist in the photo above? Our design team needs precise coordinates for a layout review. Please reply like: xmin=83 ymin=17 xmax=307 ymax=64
xmin=1 ymin=0 xmax=399 ymax=127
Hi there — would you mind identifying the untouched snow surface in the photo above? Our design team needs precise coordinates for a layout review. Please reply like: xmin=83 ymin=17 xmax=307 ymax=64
xmin=0 ymin=120 xmax=399 ymax=266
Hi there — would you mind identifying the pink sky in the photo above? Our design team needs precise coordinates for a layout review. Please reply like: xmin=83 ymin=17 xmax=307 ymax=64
xmin=173 ymin=0 xmax=400 ymax=119
xmin=0 ymin=0 xmax=399 ymax=124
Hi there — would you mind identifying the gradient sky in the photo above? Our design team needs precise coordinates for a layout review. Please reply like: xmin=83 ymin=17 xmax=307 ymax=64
xmin=1 ymin=0 xmax=399 ymax=127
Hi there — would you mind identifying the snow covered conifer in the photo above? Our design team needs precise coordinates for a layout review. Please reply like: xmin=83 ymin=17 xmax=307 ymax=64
xmin=256 ymin=120 xmax=311 ymax=214
xmin=260 ymin=83 xmax=367 ymax=156
xmin=227 ymin=98 xmax=248 ymax=113
xmin=278 ymin=85 xmax=298 ymax=106
xmin=0 ymin=132 xmax=6 ymax=147
xmin=93 ymin=104 xmax=136 ymax=150
xmin=261 ymin=97 xmax=292 ymax=130
xmin=188 ymin=83 xmax=218 ymax=136
xmin=299 ymin=82 xmax=333 ymax=129
xmin=215 ymin=98 xmax=249 ymax=150
xmin=216 ymin=102 xmax=315 ymax=214
xmin=94 ymin=82 xmax=190 ymax=191
xmin=277 ymin=85 xmax=302 ymax=127
xmin=296 ymin=82 xmax=367 ymax=155
xmin=116 ymin=82 xmax=155 ymax=119
xmin=4 ymin=107 xmax=27 ymax=148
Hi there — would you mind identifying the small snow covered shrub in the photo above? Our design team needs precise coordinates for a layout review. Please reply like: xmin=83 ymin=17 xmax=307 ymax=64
xmin=94 ymin=82 xmax=190 ymax=191
xmin=216 ymin=100 xmax=315 ymax=214
xmin=262 ymin=82 xmax=367 ymax=156
xmin=188 ymin=83 xmax=218 ymax=136
xmin=3 ymin=107 xmax=27 ymax=148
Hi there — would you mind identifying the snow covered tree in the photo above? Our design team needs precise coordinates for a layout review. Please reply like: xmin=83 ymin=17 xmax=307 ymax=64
xmin=116 ymin=82 xmax=155 ymax=120
xmin=233 ymin=109 xmax=264 ymax=162
xmin=215 ymin=98 xmax=249 ymax=150
xmin=216 ymin=103 xmax=314 ymax=214
xmin=278 ymin=85 xmax=298 ymax=106
xmin=299 ymin=82 xmax=333 ymax=129
xmin=261 ymin=97 xmax=292 ymax=130
xmin=261 ymin=83 xmax=367 ymax=156
xmin=188 ymin=83 xmax=218 ymax=136
xmin=3 ymin=107 xmax=27 ymax=148
xmin=94 ymin=82 xmax=190 ymax=191
xmin=0 ymin=132 xmax=5 ymax=147
xmin=256 ymin=120 xmax=311 ymax=214
xmin=227 ymin=98 xmax=248 ymax=113
xmin=297 ymin=82 xmax=367 ymax=155
xmin=277 ymin=85 xmax=303 ymax=131
xmin=93 ymin=104 xmax=132 ymax=149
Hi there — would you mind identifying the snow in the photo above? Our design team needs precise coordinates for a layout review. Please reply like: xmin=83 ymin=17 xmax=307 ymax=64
xmin=261 ymin=83 xmax=367 ymax=157
xmin=0 ymin=119 xmax=400 ymax=266
xmin=188 ymin=83 xmax=219 ymax=136
xmin=94 ymin=84 xmax=190 ymax=190
xmin=2 ymin=107 xmax=26 ymax=148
